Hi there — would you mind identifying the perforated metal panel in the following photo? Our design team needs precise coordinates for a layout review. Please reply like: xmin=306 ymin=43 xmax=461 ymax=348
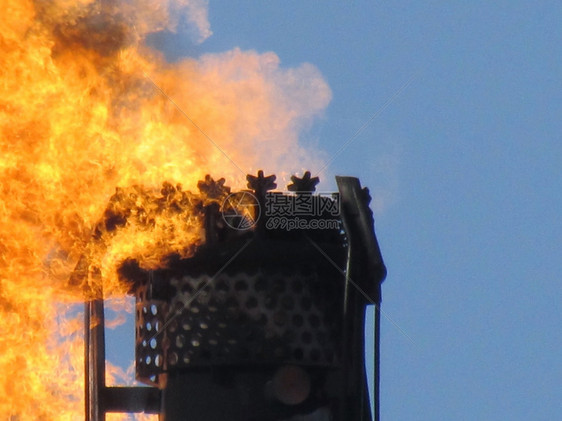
xmin=135 ymin=265 xmax=342 ymax=382
xmin=135 ymin=298 xmax=168 ymax=383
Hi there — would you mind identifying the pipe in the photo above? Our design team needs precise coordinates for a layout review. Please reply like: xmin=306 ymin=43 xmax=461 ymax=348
xmin=85 ymin=298 xmax=106 ymax=421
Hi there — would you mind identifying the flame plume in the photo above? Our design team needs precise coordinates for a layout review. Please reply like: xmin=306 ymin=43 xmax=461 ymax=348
xmin=0 ymin=0 xmax=331 ymax=419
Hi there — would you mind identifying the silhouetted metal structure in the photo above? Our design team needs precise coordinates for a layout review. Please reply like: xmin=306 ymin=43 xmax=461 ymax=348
xmin=84 ymin=172 xmax=386 ymax=421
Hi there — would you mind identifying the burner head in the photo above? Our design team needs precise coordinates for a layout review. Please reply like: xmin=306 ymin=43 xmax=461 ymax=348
xmin=120 ymin=173 xmax=347 ymax=385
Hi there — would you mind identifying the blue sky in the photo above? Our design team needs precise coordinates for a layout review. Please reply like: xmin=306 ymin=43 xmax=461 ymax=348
xmin=107 ymin=2 xmax=561 ymax=419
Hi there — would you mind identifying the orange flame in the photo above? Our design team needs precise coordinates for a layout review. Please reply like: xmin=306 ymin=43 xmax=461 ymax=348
xmin=0 ymin=0 xmax=331 ymax=419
